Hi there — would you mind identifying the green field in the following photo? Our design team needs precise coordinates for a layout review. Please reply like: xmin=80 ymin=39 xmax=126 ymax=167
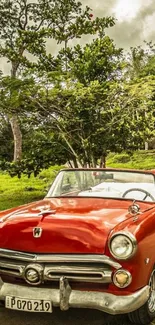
xmin=0 ymin=166 xmax=62 ymax=211
xmin=0 ymin=150 xmax=155 ymax=211
xmin=107 ymin=150 xmax=155 ymax=169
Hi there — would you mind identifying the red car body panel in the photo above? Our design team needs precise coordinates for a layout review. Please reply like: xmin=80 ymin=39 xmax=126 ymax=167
xmin=0 ymin=197 xmax=142 ymax=254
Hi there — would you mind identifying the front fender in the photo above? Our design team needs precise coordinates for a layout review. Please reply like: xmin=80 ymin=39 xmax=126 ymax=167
xmin=105 ymin=208 xmax=155 ymax=293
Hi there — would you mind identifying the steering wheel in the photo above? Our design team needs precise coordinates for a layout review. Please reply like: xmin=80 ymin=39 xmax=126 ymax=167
xmin=122 ymin=188 xmax=155 ymax=201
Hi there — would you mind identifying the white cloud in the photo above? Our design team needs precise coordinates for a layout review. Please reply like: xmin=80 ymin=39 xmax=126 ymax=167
xmin=113 ymin=0 xmax=142 ymax=22
xmin=142 ymin=11 xmax=155 ymax=39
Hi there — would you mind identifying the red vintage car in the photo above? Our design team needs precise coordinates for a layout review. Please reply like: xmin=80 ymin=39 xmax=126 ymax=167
xmin=0 ymin=168 xmax=155 ymax=324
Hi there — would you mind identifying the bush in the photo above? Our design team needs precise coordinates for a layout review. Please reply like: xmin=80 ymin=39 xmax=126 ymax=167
xmin=107 ymin=150 xmax=155 ymax=169
xmin=111 ymin=153 xmax=131 ymax=163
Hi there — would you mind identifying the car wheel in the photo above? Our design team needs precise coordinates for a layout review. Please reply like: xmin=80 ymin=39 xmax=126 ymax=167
xmin=128 ymin=269 xmax=155 ymax=324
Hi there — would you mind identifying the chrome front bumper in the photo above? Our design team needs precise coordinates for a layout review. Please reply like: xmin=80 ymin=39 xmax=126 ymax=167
xmin=0 ymin=278 xmax=150 ymax=315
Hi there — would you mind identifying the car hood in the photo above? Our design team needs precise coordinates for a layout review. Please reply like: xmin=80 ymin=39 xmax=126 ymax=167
xmin=0 ymin=197 xmax=150 ymax=254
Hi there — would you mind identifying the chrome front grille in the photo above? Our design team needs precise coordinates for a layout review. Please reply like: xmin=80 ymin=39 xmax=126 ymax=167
xmin=0 ymin=249 xmax=121 ymax=285
xmin=44 ymin=264 xmax=111 ymax=283
xmin=0 ymin=259 xmax=25 ymax=277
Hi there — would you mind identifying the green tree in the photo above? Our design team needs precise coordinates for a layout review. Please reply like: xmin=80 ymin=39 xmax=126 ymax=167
xmin=124 ymin=43 xmax=155 ymax=149
xmin=0 ymin=0 xmax=115 ymax=161
xmin=60 ymin=37 xmax=124 ymax=85
xmin=0 ymin=118 xmax=13 ymax=161
xmin=0 ymin=0 xmax=48 ymax=161
xmin=30 ymin=79 xmax=131 ymax=168
xmin=38 ymin=37 xmax=125 ymax=167
xmin=19 ymin=37 xmax=127 ymax=169
xmin=124 ymin=76 xmax=155 ymax=148
xmin=127 ymin=42 xmax=155 ymax=79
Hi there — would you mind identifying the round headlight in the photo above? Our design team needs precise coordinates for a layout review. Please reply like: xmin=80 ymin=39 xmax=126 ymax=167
xmin=109 ymin=232 xmax=137 ymax=260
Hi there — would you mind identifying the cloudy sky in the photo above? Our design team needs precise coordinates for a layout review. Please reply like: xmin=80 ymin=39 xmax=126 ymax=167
xmin=1 ymin=0 xmax=155 ymax=74
xmin=85 ymin=0 xmax=155 ymax=48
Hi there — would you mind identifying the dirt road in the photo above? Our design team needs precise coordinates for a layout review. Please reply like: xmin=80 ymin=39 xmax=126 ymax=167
xmin=0 ymin=307 xmax=107 ymax=325
xmin=0 ymin=306 xmax=153 ymax=325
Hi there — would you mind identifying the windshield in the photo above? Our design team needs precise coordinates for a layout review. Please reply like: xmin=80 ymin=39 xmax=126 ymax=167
xmin=47 ymin=169 xmax=155 ymax=202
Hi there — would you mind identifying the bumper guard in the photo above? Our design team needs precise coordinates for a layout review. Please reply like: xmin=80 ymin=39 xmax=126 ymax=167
xmin=0 ymin=277 xmax=150 ymax=315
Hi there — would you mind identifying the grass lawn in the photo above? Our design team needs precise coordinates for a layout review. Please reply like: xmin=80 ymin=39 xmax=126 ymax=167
xmin=0 ymin=150 xmax=155 ymax=211
xmin=107 ymin=150 xmax=155 ymax=169
xmin=0 ymin=166 xmax=62 ymax=211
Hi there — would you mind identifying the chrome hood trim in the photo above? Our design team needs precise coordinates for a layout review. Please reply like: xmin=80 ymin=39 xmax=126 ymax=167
xmin=0 ymin=248 xmax=121 ymax=269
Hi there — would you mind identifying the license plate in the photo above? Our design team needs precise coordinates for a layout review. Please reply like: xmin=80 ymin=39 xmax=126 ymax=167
xmin=5 ymin=296 xmax=52 ymax=313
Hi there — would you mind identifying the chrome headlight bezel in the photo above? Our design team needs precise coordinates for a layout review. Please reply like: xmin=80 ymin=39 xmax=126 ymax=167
xmin=113 ymin=269 xmax=132 ymax=288
xmin=108 ymin=231 xmax=137 ymax=260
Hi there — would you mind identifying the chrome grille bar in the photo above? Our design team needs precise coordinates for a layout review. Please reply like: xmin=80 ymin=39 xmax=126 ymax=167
xmin=44 ymin=265 xmax=112 ymax=283
xmin=0 ymin=261 xmax=24 ymax=277
xmin=0 ymin=249 xmax=121 ymax=269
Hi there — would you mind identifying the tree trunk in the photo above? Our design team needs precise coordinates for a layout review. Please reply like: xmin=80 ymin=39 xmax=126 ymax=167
xmin=145 ymin=142 xmax=149 ymax=150
xmin=10 ymin=115 xmax=22 ymax=161
xmin=9 ymin=63 xmax=23 ymax=161
xmin=100 ymin=154 xmax=106 ymax=168
xmin=73 ymin=157 xmax=78 ymax=168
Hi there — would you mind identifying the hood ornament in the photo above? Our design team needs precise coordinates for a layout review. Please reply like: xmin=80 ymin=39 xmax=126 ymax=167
xmin=33 ymin=227 xmax=42 ymax=238
xmin=38 ymin=209 xmax=56 ymax=216
xmin=128 ymin=200 xmax=141 ymax=219
xmin=38 ymin=209 xmax=56 ymax=221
